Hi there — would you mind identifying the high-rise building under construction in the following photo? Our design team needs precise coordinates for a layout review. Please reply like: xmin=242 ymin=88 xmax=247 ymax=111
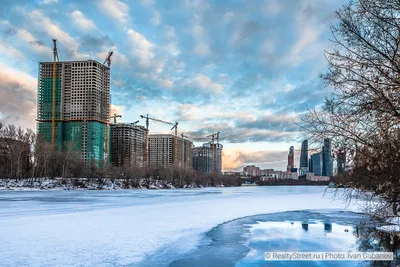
xmin=110 ymin=123 xmax=146 ymax=167
xmin=37 ymin=60 xmax=110 ymax=163
xmin=148 ymin=134 xmax=193 ymax=169
xmin=192 ymin=142 xmax=223 ymax=173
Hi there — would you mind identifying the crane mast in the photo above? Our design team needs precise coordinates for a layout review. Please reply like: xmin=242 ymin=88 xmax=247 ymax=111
xmin=51 ymin=39 xmax=59 ymax=147
xmin=207 ymin=133 xmax=216 ymax=173
xmin=206 ymin=131 xmax=220 ymax=173
xmin=171 ymin=122 xmax=178 ymax=166
xmin=181 ymin=133 xmax=189 ymax=168
xmin=102 ymin=52 xmax=114 ymax=162
xmin=140 ymin=114 xmax=178 ymax=169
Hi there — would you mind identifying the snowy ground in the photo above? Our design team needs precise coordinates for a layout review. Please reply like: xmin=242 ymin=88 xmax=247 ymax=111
xmin=0 ymin=186 xmax=363 ymax=266
xmin=0 ymin=177 xmax=178 ymax=190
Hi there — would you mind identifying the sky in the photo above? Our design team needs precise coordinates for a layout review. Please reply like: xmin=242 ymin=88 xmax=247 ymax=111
xmin=0 ymin=0 xmax=348 ymax=171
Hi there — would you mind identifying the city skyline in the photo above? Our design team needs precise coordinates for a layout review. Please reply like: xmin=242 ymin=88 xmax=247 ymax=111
xmin=0 ymin=0 xmax=348 ymax=171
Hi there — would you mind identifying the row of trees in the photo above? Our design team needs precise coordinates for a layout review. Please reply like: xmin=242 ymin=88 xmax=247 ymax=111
xmin=300 ymin=0 xmax=400 ymax=220
xmin=0 ymin=122 xmax=241 ymax=187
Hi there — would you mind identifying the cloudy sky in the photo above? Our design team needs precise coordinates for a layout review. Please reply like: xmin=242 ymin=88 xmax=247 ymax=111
xmin=0 ymin=0 xmax=347 ymax=171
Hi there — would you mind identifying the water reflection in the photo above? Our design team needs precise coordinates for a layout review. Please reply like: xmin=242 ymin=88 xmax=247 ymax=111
xmin=165 ymin=211 xmax=400 ymax=267
xmin=324 ymin=223 xmax=332 ymax=233
xmin=354 ymin=223 xmax=400 ymax=266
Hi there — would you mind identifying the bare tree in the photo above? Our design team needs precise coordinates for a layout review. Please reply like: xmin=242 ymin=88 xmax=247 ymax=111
xmin=299 ymin=0 xmax=400 ymax=220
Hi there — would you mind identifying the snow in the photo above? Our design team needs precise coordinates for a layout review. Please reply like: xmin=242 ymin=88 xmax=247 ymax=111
xmin=0 ymin=186 xmax=362 ymax=266
xmin=0 ymin=178 xmax=178 ymax=190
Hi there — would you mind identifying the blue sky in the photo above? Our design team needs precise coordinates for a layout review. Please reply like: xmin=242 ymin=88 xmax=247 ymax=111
xmin=0 ymin=0 xmax=347 ymax=171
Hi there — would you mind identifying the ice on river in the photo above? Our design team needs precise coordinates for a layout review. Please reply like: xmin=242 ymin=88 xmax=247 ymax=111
xmin=0 ymin=186 xmax=362 ymax=266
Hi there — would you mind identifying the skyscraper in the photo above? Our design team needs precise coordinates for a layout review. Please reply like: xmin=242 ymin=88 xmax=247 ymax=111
xmin=311 ymin=152 xmax=323 ymax=176
xmin=300 ymin=140 xmax=308 ymax=168
xmin=322 ymin=138 xmax=333 ymax=177
xmin=287 ymin=146 xmax=294 ymax=172
xmin=337 ymin=150 xmax=346 ymax=173
xmin=193 ymin=144 xmax=212 ymax=173
xmin=299 ymin=140 xmax=309 ymax=176
xmin=37 ymin=60 xmax=110 ymax=163
xmin=193 ymin=142 xmax=223 ymax=173
xmin=148 ymin=134 xmax=193 ymax=169
xmin=110 ymin=123 xmax=146 ymax=167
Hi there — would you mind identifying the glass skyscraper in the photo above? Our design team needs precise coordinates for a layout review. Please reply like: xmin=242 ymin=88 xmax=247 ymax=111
xmin=322 ymin=138 xmax=333 ymax=177
xmin=311 ymin=152 xmax=323 ymax=176
xmin=300 ymin=140 xmax=308 ymax=168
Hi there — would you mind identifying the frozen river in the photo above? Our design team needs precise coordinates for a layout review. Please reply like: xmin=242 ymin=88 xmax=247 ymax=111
xmin=0 ymin=186 xmax=363 ymax=266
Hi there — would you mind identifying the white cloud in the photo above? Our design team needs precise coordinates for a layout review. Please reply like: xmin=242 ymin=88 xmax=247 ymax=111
xmin=96 ymin=51 xmax=129 ymax=67
xmin=263 ymin=0 xmax=282 ymax=15
xmin=192 ymin=74 xmax=224 ymax=93
xmin=16 ymin=29 xmax=52 ymax=57
xmin=70 ymin=10 xmax=97 ymax=31
xmin=177 ymin=104 xmax=253 ymax=123
xmin=223 ymin=12 xmax=235 ymax=23
xmin=136 ymin=72 xmax=173 ymax=88
xmin=98 ymin=0 xmax=129 ymax=25
xmin=0 ymin=62 xmax=37 ymax=130
xmin=193 ymin=25 xmax=210 ymax=56
xmin=127 ymin=28 xmax=157 ymax=70
xmin=0 ymin=40 xmax=24 ymax=60
xmin=260 ymin=39 xmax=276 ymax=55
xmin=170 ymin=60 xmax=185 ymax=73
xmin=140 ymin=0 xmax=154 ymax=6
xmin=283 ymin=84 xmax=294 ymax=92
xmin=110 ymin=104 xmax=125 ymax=117
xmin=165 ymin=25 xmax=177 ymax=40
xmin=27 ymin=10 xmax=88 ymax=60
xmin=151 ymin=10 xmax=161 ymax=26
xmin=281 ymin=3 xmax=320 ymax=66
xmin=163 ymin=42 xmax=180 ymax=57
xmin=39 ymin=0 xmax=59 ymax=5
xmin=112 ymin=79 xmax=124 ymax=87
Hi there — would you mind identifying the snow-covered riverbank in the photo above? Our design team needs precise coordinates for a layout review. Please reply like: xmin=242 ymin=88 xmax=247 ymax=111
xmin=0 ymin=178 xmax=205 ymax=190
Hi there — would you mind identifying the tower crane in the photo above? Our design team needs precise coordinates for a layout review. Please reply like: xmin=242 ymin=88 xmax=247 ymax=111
xmin=171 ymin=122 xmax=178 ymax=166
xmin=104 ymin=113 xmax=122 ymax=163
xmin=215 ymin=131 xmax=220 ymax=145
xmin=51 ymin=39 xmax=59 ymax=147
xmin=140 ymin=114 xmax=178 ymax=169
xmin=130 ymin=120 xmax=139 ymax=126
xmin=206 ymin=131 xmax=220 ymax=173
xmin=103 ymin=51 xmax=114 ymax=68
xmin=181 ymin=133 xmax=189 ymax=168
xmin=207 ymin=132 xmax=217 ymax=173
xmin=107 ymin=113 xmax=122 ymax=124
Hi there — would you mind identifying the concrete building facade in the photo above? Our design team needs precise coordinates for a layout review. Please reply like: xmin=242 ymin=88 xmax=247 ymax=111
xmin=193 ymin=145 xmax=212 ymax=173
xmin=110 ymin=123 xmax=146 ymax=167
xmin=243 ymin=165 xmax=261 ymax=177
xmin=193 ymin=142 xmax=222 ymax=173
xmin=37 ymin=60 xmax=110 ymax=163
xmin=149 ymin=134 xmax=193 ymax=169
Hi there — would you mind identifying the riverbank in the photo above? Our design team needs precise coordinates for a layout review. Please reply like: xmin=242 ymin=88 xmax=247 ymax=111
xmin=0 ymin=178 xmax=203 ymax=190
xmin=0 ymin=178 xmax=334 ymax=190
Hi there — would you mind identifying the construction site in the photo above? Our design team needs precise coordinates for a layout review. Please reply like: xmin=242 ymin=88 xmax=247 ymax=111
xmin=36 ymin=39 xmax=223 ymax=173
